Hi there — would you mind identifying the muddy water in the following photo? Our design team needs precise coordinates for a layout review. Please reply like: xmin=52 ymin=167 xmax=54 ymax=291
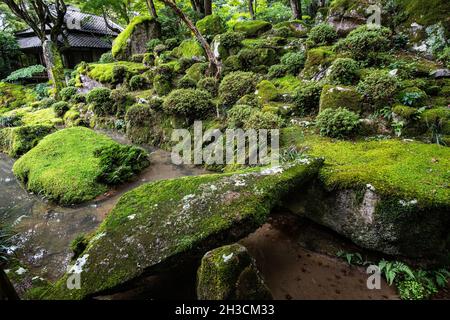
xmin=241 ymin=213 xmax=399 ymax=300
xmin=0 ymin=133 xmax=207 ymax=282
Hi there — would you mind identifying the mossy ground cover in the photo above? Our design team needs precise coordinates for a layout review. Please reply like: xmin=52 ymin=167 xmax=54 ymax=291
xmin=281 ymin=127 xmax=450 ymax=208
xmin=86 ymin=61 xmax=149 ymax=84
xmin=45 ymin=159 xmax=322 ymax=299
xmin=13 ymin=127 xmax=148 ymax=205
xmin=0 ymin=82 xmax=37 ymax=115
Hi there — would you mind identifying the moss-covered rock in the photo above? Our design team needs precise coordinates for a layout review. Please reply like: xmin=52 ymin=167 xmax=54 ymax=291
xmin=172 ymin=39 xmax=205 ymax=59
xmin=13 ymin=127 xmax=148 ymax=205
xmin=256 ymin=80 xmax=279 ymax=102
xmin=196 ymin=15 xmax=225 ymax=38
xmin=112 ymin=16 xmax=161 ymax=60
xmin=44 ymin=159 xmax=322 ymax=299
xmin=301 ymin=46 xmax=336 ymax=80
xmin=319 ymin=85 xmax=362 ymax=113
xmin=86 ymin=62 xmax=149 ymax=85
xmin=233 ymin=20 xmax=272 ymax=37
xmin=282 ymin=129 xmax=450 ymax=259
xmin=197 ymin=243 xmax=272 ymax=300
xmin=0 ymin=124 xmax=54 ymax=157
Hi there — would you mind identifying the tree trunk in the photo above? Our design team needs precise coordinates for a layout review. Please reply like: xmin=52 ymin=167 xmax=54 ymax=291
xmin=146 ymin=0 xmax=158 ymax=18
xmin=249 ymin=0 xmax=255 ymax=20
xmin=204 ymin=0 xmax=212 ymax=16
xmin=0 ymin=269 xmax=19 ymax=300
xmin=160 ymin=0 xmax=221 ymax=78
xmin=290 ymin=0 xmax=302 ymax=20
xmin=42 ymin=40 xmax=66 ymax=98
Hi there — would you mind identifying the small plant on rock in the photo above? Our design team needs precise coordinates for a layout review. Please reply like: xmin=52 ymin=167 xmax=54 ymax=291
xmin=316 ymin=107 xmax=360 ymax=138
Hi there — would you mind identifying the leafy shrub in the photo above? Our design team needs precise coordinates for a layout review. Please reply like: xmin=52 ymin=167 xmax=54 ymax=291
xmin=153 ymin=74 xmax=172 ymax=96
xmin=243 ymin=110 xmax=284 ymax=130
xmin=335 ymin=25 xmax=392 ymax=61
xmin=147 ymin=38 xmax=163 ymax=52
xmin=327 ymin=58 xmax=359 ymax=85
xmin=59 ymin=86 xmax=78 ymax=102
xmin=217 ymin=31 xmax=244 ymax=50
xmin=34 ymin=83 xmax=50 ymax=99
xmin=130 ymin=54 xmax=145 ymax=63
xmin=164 ymin=37 xmax=180 ymax=49
xmin=52 ymin=101 xmax=70 ymax=117
xmin=437 ymin=46 xmax=450 ymax=68
xmin=357 ymin=70 xmax=399 ymax=107
xmin=398 ymin=87 xmax=427 ymax=107
xmin=280 ymin=52 xmax=305 ymax=75
xmin=177 ymin=75 xmax=197 ymax=89
xmin=316 ymin=107 xmax=360 ymax=138
xmin=129 ymin=75 xmax=149 ymax=91
xmin=71 ymin=93 xmax=86 ymax=104
xmin=163 ymin=88 xmax=212 ymax=120
xmin=4 ymin=65 xmax=46 ymax=82
xmin=223 ymin=55 xmax=243 ymax=74
xmin=0 ymin=32 xmax=21 ymax=79
xmin=196 ymin=15 xmax=225 ymax=38
xmin=237 ymin=48 xmax=277 ymax=71
xmin=98 ymin=52 xmax=115 ymax=63
xmin=227 ymin=104 xmax=255 ymax=128
xmin=38 ymin=97 xmax=57 ymax=109
xmin=293 ymin=82 xmax=324 ymax=114
xmin=110 ymin=89 xmax=135 ymax=117
xmin=86 ymin=87 xmax=114 ymax=116
xmin=267 ymin=64 xmax=288 ymax=79
xmin=0 ymin=114 xmax=22 ymax=128
xmin=197 ymin=77 xmax=218 ymax=96
xmin=94 ymin=144 xmax=149 ymax=185
xmin=218 ymin=71 xmax=260 ymax=107
xmin=307 ymin=23 xmax=337 ymax=46
xmin=112 ymin=65 xmax=128 ymax=84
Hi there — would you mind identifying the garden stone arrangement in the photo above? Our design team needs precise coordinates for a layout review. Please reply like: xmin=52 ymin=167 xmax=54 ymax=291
xmin=0 ymin=0 xmax=449 ymax=302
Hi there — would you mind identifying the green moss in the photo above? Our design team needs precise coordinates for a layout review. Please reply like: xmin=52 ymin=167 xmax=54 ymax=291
xmin=0 ymin=124 xmax=54 ymax=157
xmin=186 ymin=62 xmax=209 ymax=82
xmin=398 ymin=0 xmax=450 ymax=28
xmin=196 ymin=243 xmax=272 ymax=300
xmin=3 ymin=107 xmax=63 ymax=126
xmin=271 ymin=75 xmax=302 ymax=95
xmin=281 ymin=128 xmax=450 ymax=208
xmin=392 ymin=104 xmax=417 ymax=119
xmin=319 ymin=85 xmax=362 ymax=113
xmin=196 ymin=15 xmax=225 ymax=37
xmin=87 ymin=62 xmax=149 ymax=84
xmin=44 ymin=160 xmax=322 ymax=299
xmin=172 ymin=39 xmax=205 ymax=59
xmin=112 ymin=16 xmax=153 ymax=58
xmin=301 ymin=46 xmax=336 ymax=79
xmin=63 ymin=108 xmax=81 ymax=127
xmin=233 ymin=20 xmax=272 ymax=37
xmin=12 ymin=127 xmax=146 ymax=205
xmin=0 ymin=82 xmax=37 ymax=115
xmin=256 ymin=80 xmax=279 ymax=102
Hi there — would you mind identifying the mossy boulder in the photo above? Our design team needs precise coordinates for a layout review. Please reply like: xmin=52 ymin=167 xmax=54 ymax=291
xmin=301 ymin=46 xmax=336 ymax=80
xmin=12 ymin=127 xmax=149 ymax=205
xmin=256 ymin=80 xmax=279 ymax=102
xmin=112 ymin=16 xmax=161 ymax=61
xmin=86 ymin=62 xmax=149 ymax=85
xmin=282 ymin=130 xmax=450 ymax=260
xmin=172 ymin=39 xmax=205 ymax=59
xmin=327 ymin=0 xmax=370 ymax=35
xmin=0 ymin=124 xmax=54 ymax=157
xmin=197 ymin=243 xmax=272 ymax=300
xmin=196 ymin=15 xmax=225 ymax=38
xmin=233 ymin=20 xmax=272 ymax=37
xmin=273 ymin=20 xmax=309 ymax=37
xmin=44 ymin=159 xmax=322 ymax=299
xmin=319 ymin=85 xmax=362 ymax=114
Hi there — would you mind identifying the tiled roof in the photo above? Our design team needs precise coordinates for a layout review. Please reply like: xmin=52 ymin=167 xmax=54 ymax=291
xmin=16 ymin=7 xmax=123 ymax=36
xmin=17 ymin=33 xmax=113 ymax=49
